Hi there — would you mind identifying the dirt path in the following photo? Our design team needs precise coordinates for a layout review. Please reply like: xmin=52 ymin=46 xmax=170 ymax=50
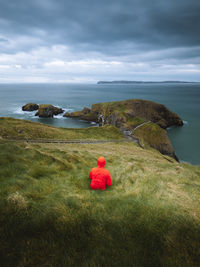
xmin=132 ymin=121 xmax=151 ymax=134
xmin=3 ymin=138 xmax=135 ymax=145
xmin=1 ymin=121 xmax=152 ymax=148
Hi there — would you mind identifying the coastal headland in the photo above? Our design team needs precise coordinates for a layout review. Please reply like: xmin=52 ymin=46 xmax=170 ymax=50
xmin=63 ymin=99 xmax=183 ymax=160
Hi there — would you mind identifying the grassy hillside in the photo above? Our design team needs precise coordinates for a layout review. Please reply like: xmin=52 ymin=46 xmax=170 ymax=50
xmin=0 ymin=117 xmax=123 ymax=140
xmin=134 ymin=122 xmax=176 ymax=159
xmin=0 ymin=121 xmax=200 ymax=266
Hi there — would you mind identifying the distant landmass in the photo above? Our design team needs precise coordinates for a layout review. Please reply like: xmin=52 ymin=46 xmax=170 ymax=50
xmin=97 ymin=80 xmax=196 ymax=84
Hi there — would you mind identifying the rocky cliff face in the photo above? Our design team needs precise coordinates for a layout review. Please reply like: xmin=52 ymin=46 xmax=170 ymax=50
xmin=35 ymin=105 xmax=64 ymax=118
xmin=64 ymin=99 xmax=183 ymax=160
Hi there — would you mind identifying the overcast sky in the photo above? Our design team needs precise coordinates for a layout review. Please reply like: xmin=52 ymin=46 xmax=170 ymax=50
xmin=0 ymin=0 xmax=200 ymax=83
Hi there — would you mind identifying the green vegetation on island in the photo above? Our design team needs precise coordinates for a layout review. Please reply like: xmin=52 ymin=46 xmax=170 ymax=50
xmin=64 ymin=99 xmax=183 ymax=160
xmin=0 ymin=117 xmax=200 ymax=266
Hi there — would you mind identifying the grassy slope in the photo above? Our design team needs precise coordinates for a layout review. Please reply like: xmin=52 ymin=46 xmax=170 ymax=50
xmin=0 ymin=117 xmax=123 ymax=140
xmin=1 ymin=142 xmax=200 ymax=266
xmin=0 ymin=118 xmax=200 ymax=266
xmin=134 ymin=122 xmax=175 ymax=154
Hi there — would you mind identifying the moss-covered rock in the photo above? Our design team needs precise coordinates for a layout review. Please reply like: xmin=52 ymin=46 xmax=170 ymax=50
xmin=35 ymin=104 xmax=64 ymax=118
xmin=63 ymin=107 xmax=98 ymax=122
xmin=22 ymin=103 xmax=39 ymax=111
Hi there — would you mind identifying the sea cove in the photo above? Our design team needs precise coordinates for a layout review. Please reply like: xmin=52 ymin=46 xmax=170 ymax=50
xmin=0 ymin=82 xmax=200 ymax=165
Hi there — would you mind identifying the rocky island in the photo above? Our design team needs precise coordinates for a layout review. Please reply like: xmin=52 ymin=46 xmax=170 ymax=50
xmin=35 ymin=104 xmax=64 ymax=118
xmin=22 ymin=103 xmax=64 ymax=118
xmin=22 ymin=103 xmax=39 ymax=111
xmin=64 ymin=99 xmax=183 ymax=160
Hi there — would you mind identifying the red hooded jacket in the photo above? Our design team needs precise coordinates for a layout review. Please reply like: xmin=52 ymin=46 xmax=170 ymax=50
xmin=89 ymin=156 xmax=112 ymax=190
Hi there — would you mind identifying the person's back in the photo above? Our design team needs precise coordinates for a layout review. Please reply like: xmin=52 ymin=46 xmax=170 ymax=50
xmin=89 ymin=156 xmax=112 ymax=190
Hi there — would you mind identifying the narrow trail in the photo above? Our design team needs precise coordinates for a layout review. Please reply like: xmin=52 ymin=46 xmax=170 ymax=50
xmin=1 ymin=121 xmax=176 ymax=163
xmin=1 ymin=122 xmax=151 ymax=148
xmin=123 ymin=121 xmax=151 ymax=148
xmin=2 ymin=138 xmax=136 ymax=145
xmin=132 ymin=121 xmax=151 ymax=134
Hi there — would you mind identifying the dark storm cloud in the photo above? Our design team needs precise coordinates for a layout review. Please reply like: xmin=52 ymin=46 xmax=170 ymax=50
xmin=0 ymin=0 xmax=200 ymax=83
xmin=0 ymin=0 xmax=200 ymax=55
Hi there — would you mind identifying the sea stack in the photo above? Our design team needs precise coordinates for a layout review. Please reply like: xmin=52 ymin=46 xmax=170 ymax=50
xmin=22 ymin=103 xmax=39 ymax=111
xmin=35 ymin=104 xmax=64 ymax=118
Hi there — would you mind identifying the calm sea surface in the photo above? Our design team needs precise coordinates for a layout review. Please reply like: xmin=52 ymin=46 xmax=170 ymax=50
xmin=0 ymin=83 xmax=200 ymax=165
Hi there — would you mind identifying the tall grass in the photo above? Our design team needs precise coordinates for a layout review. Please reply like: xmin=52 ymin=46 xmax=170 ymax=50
xmin=0 ymin=141 xmax=200 ymax=266
xmin=0 ymin=117 xmax=123 ymax=140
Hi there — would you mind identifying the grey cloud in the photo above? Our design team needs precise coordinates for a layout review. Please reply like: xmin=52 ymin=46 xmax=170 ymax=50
xmin=0 ymin=0 xmax=200 ymax=51
xmin=0 ymin=37 xmax=8 ymax=42
xmin=0 ymin=0 xmax=200 ymax=82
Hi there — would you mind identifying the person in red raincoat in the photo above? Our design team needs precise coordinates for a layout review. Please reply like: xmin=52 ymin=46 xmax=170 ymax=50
xmin=89 ymin=156 xmax=112 ymax=190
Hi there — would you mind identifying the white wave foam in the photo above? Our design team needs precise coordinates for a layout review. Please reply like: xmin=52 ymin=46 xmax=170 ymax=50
xmin=13 ymin=107 xmax=36 ymax=116
xmin=12 ymin=106 xmax=75 ymax=119
xmin=167 ymin=120 xmax=189 ymax=130
xmin=54 ymin=114 xmax=64 ymax=119
xmin=54 ymin=108 xmax=74 ymax=119
xmin=13 ymin=107 xmax=25 ymax=115
xmin=63 ymin=108 xmax=74 ymax=112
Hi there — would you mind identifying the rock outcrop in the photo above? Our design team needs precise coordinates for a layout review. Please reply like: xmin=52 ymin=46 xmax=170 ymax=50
xmin=22 ymin=103 xmax=39 ymax=111
xmin=64 ymin=99 xmax=183 ymax=160
xmin=63 ymin=107 xmax=97 ymax=122
xmin=35 ymin=105 xmax=64 ymax=118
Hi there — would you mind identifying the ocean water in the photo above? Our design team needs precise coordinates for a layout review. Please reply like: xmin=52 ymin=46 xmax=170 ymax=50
xmin=0 ymin=83 xmax=200 ymax=165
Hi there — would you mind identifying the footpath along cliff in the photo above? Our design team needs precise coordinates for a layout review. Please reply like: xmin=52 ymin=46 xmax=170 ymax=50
xmin=64 ymin=99 xmax=183 ymax=160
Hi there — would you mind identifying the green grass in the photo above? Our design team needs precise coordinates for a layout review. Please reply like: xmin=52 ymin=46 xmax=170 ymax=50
xmin=0 ymin=117 xmax=123 ymax=140
xmin=134 ymin=122 xmax=175 ymax=156
xmin=124 ymin=116 xmax=145 ymax=128
xmin=1 ymin=137 xmax=200 ymax=266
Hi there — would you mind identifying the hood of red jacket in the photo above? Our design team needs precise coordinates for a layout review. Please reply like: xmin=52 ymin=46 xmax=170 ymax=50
xmin=97 ymin=156 xmax=105 ymax=168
